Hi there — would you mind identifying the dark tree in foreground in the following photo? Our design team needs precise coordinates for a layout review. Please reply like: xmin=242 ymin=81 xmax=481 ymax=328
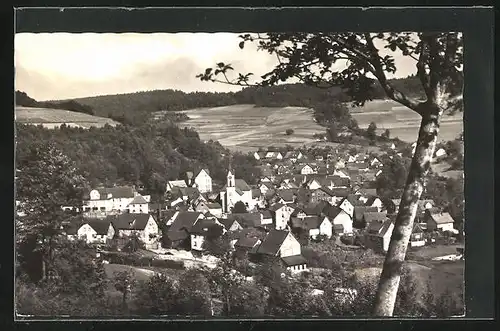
xmin=232 ymin=201 xmax=248 ymax=214
xmin=197 ymin=32 xmax=463 ymax=316
xmin=366 ymin=121 xmax=378 ymax=142
xmin=16 ymin=141 xmax=86 ymax=281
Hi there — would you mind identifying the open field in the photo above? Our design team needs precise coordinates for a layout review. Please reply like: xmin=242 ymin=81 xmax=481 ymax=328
xmin=349 ymin=99 xmax=463 ymax=142
xmin=15 ymin=106 xmax=120 ymax=129
xmin=181 ymin=104 xmax=325 ymax=153
xmin=180 ymin=101 xmax=463 ymax=153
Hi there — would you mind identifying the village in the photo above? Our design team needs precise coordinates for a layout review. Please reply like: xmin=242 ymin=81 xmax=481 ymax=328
xmin=53 ymin=142 xmax=463 ymax=282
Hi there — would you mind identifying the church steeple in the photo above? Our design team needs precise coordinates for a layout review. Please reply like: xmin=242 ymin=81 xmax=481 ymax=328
xmin=227 ymin=155 xmax=235 ymax=188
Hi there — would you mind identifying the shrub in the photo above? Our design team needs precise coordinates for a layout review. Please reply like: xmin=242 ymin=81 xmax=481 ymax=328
xmin=285 ymin=129 xmax=294 ymax=135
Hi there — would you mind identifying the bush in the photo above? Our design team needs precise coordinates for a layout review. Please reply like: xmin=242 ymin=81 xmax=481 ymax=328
xmin=285 ymin=129 xmax=294 ymax=135
xmin=151 ymin=258 xmax=185 ymax=270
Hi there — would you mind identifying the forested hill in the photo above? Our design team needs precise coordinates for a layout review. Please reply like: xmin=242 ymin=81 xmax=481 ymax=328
xmin=16 ymin=122 xmax=261 ymax=202
xmin=16 ymin=91 xmax=95 ymax=116
xmin=57 ymin=75 xmax=426 ymax=120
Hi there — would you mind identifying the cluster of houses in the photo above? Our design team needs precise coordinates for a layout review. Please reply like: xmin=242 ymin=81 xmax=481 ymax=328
xmin=55 ymin=148 xmax=458 ymax=274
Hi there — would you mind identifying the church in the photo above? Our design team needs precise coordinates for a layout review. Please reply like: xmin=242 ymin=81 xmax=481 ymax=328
xmin=220 ymin=169 xmax=258 ymax=215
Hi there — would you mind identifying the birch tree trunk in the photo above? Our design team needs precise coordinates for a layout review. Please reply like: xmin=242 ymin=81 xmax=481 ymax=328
xmin=373 ymin=101 xmax=444 ymax=316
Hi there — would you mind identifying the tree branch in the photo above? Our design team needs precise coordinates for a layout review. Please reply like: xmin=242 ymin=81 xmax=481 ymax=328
xmin=363 ymin=33 xmax=422 ymax=114
xmin=416 ymin=40 xmax=433 ymax=102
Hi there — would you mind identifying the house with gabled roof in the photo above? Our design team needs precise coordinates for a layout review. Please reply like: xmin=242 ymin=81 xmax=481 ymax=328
xmin=423 ymin=210 xmax=455 ymax=232
xmin=164 ymin=211 xmax=205 ymax=248
xmin=328 ymin=187 xmax=352 ymax=205
xmin=107 ymin=213 xmax=160 ymax=249
xmin=227 ymin=212 xmax=264 ymax=229
xmin=310 ymin=187 xmax=336 ymax=205
xmin=322 ymin=204 xmax=353 ymax=235
xmin=84 ymin=186 xmax=139 ymax=214
xmin=190 ymin=218 xmax=225 ymax=251
xmin=338 ymin=194 xmax=364 ymax=218
xmin=234 ymin=237 xmax=262 ymax=258
xmin=364 ymin=218 xmax=395 ymax=253
xmin=297 ymin=164 xmax=316 ymax=175
xmin=364 ymin=196 xmax=383 ymax=211
xmin=268 ymin=203 xmax=294 ymax=230
xmin=410 ymin=223 xmax=426 ymax=247
xmin=275 ymin=188 xmax=297 ymax=205
xmin=71 ymin=219 xmax=116 ymax=244
xmin=220 ymin=217 xmax=244 ymax=232
xmin=193 ymin=168 xmax=212 ymax=193
xmin=166 ymin=180 xmax=188 ymax=192
xmin=353 ymin=206 xmax=379 ymax=229
xmin=127 ymin=195 xmax=149 ymax=214
xmin=255 ymin=230 xmax=307 ymax=272
xmin=290 ymin=215 xmax=332 ymax=240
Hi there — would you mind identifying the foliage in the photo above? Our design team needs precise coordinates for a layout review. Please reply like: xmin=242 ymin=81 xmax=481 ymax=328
xmin=381 ymin=129 xmax=391 ymax=140
xmin=113 ymin=269 xmax=136 ymax=307
xmin=16 ymin=122 xmax=261 ymax=194
xmin=366 ymin=122 xmax=378 ymax=142
xmin=16 ymin=140 xmax=87 ymax=281
xmin=285 ymin=128 xmax=294 ymax=135
xmin=376 ymin=153 xmax=412 ymax=199
xmin=133 ymin=273 xmax=179 ymax=315
xmin=202 ymin=232 xmax=232 ymax=258
xmin=175 ymin=268 xmax=212 ymax=316
xmin=232 ymin=201 xmax=248 ymax=214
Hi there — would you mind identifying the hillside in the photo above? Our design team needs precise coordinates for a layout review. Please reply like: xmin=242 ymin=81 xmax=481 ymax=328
xmin=16 ymin=106 xmax=120 ymax=129
xmin=61 ymin=76 xmax=427 ymax=120
xmin=180 ymin=100 xmax=464 ymax=152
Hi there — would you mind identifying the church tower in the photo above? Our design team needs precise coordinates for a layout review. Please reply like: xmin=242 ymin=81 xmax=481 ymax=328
xmin=227 ymin=170 xmax=235 ymax=188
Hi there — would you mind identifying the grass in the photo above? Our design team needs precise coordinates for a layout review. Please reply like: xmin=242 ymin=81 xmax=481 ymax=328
xmin=406 ymin=244 xmax=462 ymax=261
xmin=15 ymin=106 xmax=120 ymax=129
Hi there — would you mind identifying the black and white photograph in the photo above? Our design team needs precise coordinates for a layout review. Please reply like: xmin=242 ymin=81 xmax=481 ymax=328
xmin=14 ymin=12 xmax=469 ymax=319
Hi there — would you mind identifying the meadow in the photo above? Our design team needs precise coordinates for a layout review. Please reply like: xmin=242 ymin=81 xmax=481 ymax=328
xmin=15 ymin=106 xmax=120 ymax=129
xmin=180 ymin=100 xmax=464 ymax=152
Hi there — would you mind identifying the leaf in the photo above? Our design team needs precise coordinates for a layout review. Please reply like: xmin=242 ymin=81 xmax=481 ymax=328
xmin=217 ymin=62 xmax=225 ymax=68
xmin=204 ymin=68 xmax=213 ymax=75
xmin=239 ymin=41 xmax=245 ymax=49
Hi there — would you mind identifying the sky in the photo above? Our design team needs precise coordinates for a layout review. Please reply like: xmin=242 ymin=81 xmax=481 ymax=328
xmin=15 ymin=33 xmax=418 ymax=101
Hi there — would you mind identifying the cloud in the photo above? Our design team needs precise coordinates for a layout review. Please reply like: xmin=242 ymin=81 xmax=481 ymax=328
xmin=15 ymin=32 xmax=418 ymax=100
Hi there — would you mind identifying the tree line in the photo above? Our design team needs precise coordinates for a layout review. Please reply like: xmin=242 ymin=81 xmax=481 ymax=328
xmin=40 ymin=76 xmax=426 ymax=121
xmin=16 ymin=122 xmax=261 ymax=203
xmin=16 ymin=91 xmax=95 ymax=116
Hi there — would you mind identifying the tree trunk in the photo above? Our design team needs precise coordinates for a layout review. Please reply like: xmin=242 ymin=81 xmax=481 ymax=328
xmin=373 ymin=103 xmax=442 ymax=316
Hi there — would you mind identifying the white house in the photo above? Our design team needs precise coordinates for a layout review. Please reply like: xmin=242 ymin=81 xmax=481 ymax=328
xmin=256 ymin=229 xmax=302 ymax=258
xmin=74 ymin=220 xmax=115 ymax=244
xmin=166 ymin=180 xmax=188 ymax=192
xmin=291 ymin=216 xmax=333 ymax=239
xmin=325 ymin=206 xmax=353 ymax=235
xmin=256 ymin=230 xmax=308 ymax=273
xmin=189 ymin=218 xmax=224 ymax=251
xmin=364 ymin=219 xmax=395 ymax=253
xmin=268 ymin=203 xmax=294 ymax=230
xmin=194 ymin=169 xmax=212 ymax=193
xmin=365 ymin=196 xmax=384 ymax=212
xmin=84 ymin=186 xmax=138 ymax=213
xmin=110 ymin=214 xmax=160 ymax=249
xmin=127 ymin=195 xmax=149 ymax=214
xmin=299 ymin=164 xmax=316 ymax=175
xmin=338 ymin=197 xmax=355 ymax=218
xmin=424 ymin=210 xmax=456 ymax=232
